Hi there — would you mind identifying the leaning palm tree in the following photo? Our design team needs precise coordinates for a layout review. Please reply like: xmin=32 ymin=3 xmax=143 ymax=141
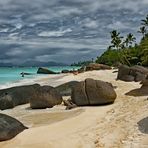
xmin=141 ymin=14 xmax=148 ymax=36
xmin=141 ymin=14 xmax=148 ymax=27
xmin=138 ymin=26 xmax=147 ymax=38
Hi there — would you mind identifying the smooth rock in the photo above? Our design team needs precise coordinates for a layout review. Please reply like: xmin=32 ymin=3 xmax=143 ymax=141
xmin=37 ymin=67 xmax=57 ymax=74
xmin=30 ymin=86 xmax=62 ymax=109
xmin=71 ymin=78 xmax=116 ymax=106
xmin=55 ymin=81 xmax=79 ymax=96
xmin=0 ymin=84 xmax=40 ymax=110
xmin=0 ymin=113 xmax=27 ymax=141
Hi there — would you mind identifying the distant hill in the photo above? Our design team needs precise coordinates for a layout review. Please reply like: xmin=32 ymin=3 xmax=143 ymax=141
xmin=0 ymin=63 xmax=13 ymax=67
xmin=20 ymin=60 xmax=68 ymax=67
xmin=0 ymin=61 xmax=68 ymax=67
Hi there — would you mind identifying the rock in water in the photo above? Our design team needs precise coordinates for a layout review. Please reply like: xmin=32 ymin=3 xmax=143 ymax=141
xmin=0 ymin=84 xmax=40 ymax=110
xmin=71 ymin=78 xmax=116 ymax=106
xmin=0 ymin=113 xmax=27 ymax=141
xmin=37 ymin=67 xmax=57 ymax=74
xmin=55 ymin=81 xmax=79 ymax=96
xmin=30 ymin=86 xmax=62 ymax=109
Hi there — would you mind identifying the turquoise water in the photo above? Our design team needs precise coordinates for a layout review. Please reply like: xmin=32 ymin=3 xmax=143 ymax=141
xmin=0 ymin=66 xmax=80 ymax=85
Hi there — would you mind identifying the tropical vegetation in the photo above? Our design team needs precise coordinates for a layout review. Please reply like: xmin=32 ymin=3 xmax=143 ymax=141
xmin=96 ymin=14 xmax=148 ymax=66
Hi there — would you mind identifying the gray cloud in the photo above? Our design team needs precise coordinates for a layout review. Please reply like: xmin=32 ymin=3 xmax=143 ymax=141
xmin=0 ymin=0 xmax=148 ymax=64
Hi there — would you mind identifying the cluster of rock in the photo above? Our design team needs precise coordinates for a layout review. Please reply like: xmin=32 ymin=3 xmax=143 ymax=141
xmin=84 ymin=63 xmax=112 ymax=71
xmin=0 ymin=78 xmax=117 ymax=110
xmin=0 ymin=84 xmax=62 ymax=110
xmin=36 ymin=63 xmax=112 ymax=75
xmin=78 ymin=63 xmax=112 ymax=73
xmin=0 ymin=78 xmax=117 ymax=142
xmin=117 ymin=65 xmax=148 ymax=82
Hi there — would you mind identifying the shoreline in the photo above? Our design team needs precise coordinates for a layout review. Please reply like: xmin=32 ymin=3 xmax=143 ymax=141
xmin=0 ymin=73 xmax=69 ymax=89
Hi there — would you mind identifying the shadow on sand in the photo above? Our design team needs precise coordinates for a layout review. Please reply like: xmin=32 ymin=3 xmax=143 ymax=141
xmin=125 ymin=86 xmax=148 ymax=96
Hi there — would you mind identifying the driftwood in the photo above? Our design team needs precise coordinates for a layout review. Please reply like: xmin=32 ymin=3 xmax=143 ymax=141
xmin=63 ymin=99 xmax=77 ymax=110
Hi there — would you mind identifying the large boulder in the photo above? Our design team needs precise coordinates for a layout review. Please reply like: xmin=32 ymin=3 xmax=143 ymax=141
xmin=30 ymin=86 xmax=62 ymax=109
xmin=37 ymin=67 xmax=57 ymax=74
xmin=130 ymin=65 xmax=148 ymax=82
xmin=130 ymin=65 xmax=148 ymax=75
xmin=0 ymin=84 xmax=63 ymax=110
xmin=0 ymin=84 xmax=40 ymax=110
xmin=85 ymin=63 xmax=112 ymax=71
xmin=125 ymin=75 xmax=148 ymax=96
xmin=134 ymin=72 xmax=146 ymax=82
xmin=0 ymin=113 xmax=27 ymax=141
xmin=55 ymin=81 xmax=79 ymax=96
xmin=117 ymin=65 xmax=130 ymax=80
xmin=117 ymin=65 xmax=148 ymax=82
xmin=71 ymin=78 xmax=117 ymax=106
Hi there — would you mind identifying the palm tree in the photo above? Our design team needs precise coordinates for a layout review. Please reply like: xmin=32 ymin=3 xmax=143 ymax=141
xmin=109 ymin=30 xmax=127 ymax=64
xmin=138 ymin=26 xmax=147 ymax=38
xmin=141 ymin=14 xmax=148 ymax=27
xmin=141 ymin=14 xmax=148 ymax=37
xmin=110 ymin=30 xmax=120 ymax=39
xmin=125 ymin=33 xmax=136 ymax=47
xmin=124 ymin=37 xmax=129 ymax=47
xmin=110 ymin=30 xmax=123 ymax=50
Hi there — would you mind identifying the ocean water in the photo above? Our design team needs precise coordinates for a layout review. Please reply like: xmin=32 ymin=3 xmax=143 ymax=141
xmin=0 ymin=66 xmax=80 ymax=87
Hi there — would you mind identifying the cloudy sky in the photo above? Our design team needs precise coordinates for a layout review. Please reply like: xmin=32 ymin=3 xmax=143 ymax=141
xmin=0 ymin=0 xmax=148 ymax=65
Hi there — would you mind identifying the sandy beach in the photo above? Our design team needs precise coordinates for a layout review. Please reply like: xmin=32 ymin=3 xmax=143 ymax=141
xmin=0 ymin=70 xmax=148 ymax=148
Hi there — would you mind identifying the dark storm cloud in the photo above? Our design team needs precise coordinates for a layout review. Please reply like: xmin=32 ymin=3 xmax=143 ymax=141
xmin=0 ymin=0 xmax=148 ymax=64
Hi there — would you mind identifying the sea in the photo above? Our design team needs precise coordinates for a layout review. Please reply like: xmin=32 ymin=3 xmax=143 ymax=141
xmin=0 ymin=66 xmax=80 ymax=89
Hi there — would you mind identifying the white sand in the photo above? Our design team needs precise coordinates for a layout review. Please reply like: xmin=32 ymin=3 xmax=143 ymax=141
xmin=0 ymin=70 xmax=148 ymax=148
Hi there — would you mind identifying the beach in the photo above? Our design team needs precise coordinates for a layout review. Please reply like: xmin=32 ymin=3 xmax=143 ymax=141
xmin=0 ymin=70 xmax=148 ymax=148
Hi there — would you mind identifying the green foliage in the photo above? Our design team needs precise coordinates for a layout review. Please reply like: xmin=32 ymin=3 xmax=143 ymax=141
xmin=96 ymin=14 xmax=148 ymax=67
xmin=110 ymin=30 xmax=123 ymax=50
xmin=96 ymin=35 xmax=148 ymax=66
xmin=96 ymin=49 xmax=119 ymax=66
